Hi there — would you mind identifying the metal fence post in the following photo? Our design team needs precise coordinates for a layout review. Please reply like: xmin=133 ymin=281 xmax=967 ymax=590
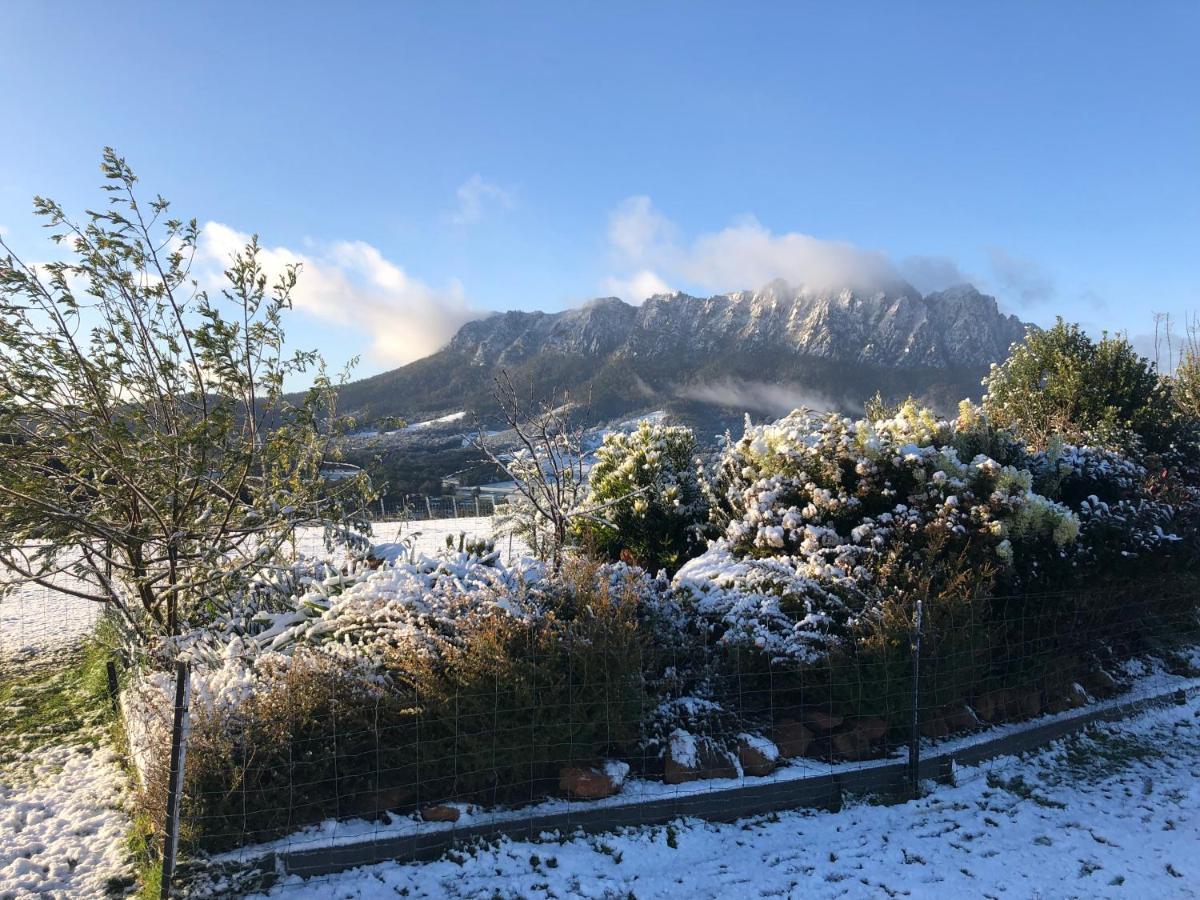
xmin=105 ymin=659 xmax=121 ymax=713
xmin=160 ymin=660 xmax=192 ymax=899
xmin=909 ymin=599 xmax=924 ymax=797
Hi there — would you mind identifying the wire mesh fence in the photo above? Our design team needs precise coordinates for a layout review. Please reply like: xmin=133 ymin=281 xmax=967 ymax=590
xmin=123 ymin=579 xmax=1200 ymax=895
xmin=4 ymin=530 xmax=1197 ymax=896
xmin=0 ymin=552 xmax=105 ymax=662
xmin=368 ymin=495 xmax=506 ymax=522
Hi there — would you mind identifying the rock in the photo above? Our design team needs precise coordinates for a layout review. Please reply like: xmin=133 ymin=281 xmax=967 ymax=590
xmin=974 ymin=689 xmax=1010 ymax=723
xmin=559 ymin=763 xmax=627 ymax=800
xmin=367 ymin=785 xmax=415 ymax=815
xmin=420 ymin=804 xmax=461 ymax=823
xmin=920 ymin=716 xmax=950 ymax=739
xmin=805 ymin=708 xmax=844 ymax=731
xmin=698 ymin=743 xmax=740 ymax=780
xmin=1083 ymin=669 xmax=1120 ymax=698
xmin=664 ymin=729 xmax=702 ymax=784
xmin=1046 ymin=683 xmax=1089 ymax=714
xmin=943 ymin=705 xmax=980 ymax=732
xmin=663 ymin=757 xmax=698 ymax=785
xmin=736 ymin=735 xmax=779 ymax=777
xmin=772 ymin=719 xmax=814 ymax=758
xmin=831 ymin=717 xmax=888 ymax=760
xmin=831 ymin=728 xmax=872 ymax=761
xmin=1011 ymin=689 xmax=1042 ymax=719
xmin=855 ymin=717 xmax=889 ymax=743
xmin=664 ymin=731 xmax=741 ymax=784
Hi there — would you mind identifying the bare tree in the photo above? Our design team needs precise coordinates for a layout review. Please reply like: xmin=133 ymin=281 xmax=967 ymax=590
xmin=471 ymin=373 xmax=590 ymax=570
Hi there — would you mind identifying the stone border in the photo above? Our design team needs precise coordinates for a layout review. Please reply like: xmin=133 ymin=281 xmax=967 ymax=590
xmin=186 ymin=681 xmax=1196 ymax=886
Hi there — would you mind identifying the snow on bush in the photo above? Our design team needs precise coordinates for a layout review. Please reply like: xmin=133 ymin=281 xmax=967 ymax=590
xmin=575 ymin=420 xmax=708 ymax=573
xmin=676 ymin=401 xmax=1195 ymax=663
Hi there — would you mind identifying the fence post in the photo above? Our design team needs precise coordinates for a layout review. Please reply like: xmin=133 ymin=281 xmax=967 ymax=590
xmin=425 ymin=496 xmax=433 ymax=519
xmin=105 ymin=660 xmax=121 ymax=713
xmin=160 ymin=660 xmax=192 ymax=899
xmin=909 ymin=598 xmax=924 ymax=798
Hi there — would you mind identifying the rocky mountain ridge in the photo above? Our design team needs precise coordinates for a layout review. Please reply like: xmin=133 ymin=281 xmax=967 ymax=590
xmin=332 ymin=281 xmax=1030 ymax=430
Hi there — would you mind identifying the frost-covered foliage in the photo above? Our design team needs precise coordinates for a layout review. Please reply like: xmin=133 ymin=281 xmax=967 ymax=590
xmin=181 ymin=548 xmax=543 ymax=667
xmin=575 ymin=420 xmax=708 ymax=573
xmin=678 ymin=401 xmax=1196 ymax=663
xmin=126 ymin=551 xmax=655 ymax=850
xmin=120 ymin=393 xmax=1200 ymax=853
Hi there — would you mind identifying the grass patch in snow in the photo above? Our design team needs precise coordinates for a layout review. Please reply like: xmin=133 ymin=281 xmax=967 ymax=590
xmin=1053 ymin=723 xmax=1166 ymax=785
xmin=0 ymin=623 xmax=122 ymax=769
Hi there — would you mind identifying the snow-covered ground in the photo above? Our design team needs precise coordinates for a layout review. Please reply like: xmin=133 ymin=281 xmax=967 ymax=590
xmin=292 ymin=516 xmax=523 ymax=563
xmin=254 ymin=695 xmax=1200 ymax=899
xmin=0 ymin=745 xmax=133 ymax=898
xmin=0 ymin=553 xmax=103 ymax=658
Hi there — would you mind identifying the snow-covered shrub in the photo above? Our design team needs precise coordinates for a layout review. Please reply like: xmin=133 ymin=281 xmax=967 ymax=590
xmin=671 ymin=401 xmax=1200 ymax=730
xmin=574 ymin=420 xmax=708 ymax=574
xmin=128 ymin=552 xmax=653 ymax=850
xmin=377 ymin=558 xmax=648 ymax=805
xmin=687 ymin=402 xmax=1079 ymax=661
xmin=639 ymin=695 xmax=742 ymax=767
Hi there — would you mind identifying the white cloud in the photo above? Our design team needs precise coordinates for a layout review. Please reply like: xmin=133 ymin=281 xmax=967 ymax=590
xmin=678 ymin=378 xmax=850 ymax=416
xmin=607 ymin=195 xmax=678 ymax=264
xmin=197 ymin=222 xmax=480 ymax=367
xmin=448 ymin=174 xmax=514 ymax=226
xmin=986 ymin=247 xmax=1055 ymax=306
xmin=601 ymin=197 xmax=1062 ymax=316
xmin=603 ymin=197 xmax=911 ymax=303
xmin=602 ymin=269 xmax=673 ymax=303
xmin=899 ymin=255 xmax=973 ymax=294
xmin=681 ymin=218 xmax=897 ymax=294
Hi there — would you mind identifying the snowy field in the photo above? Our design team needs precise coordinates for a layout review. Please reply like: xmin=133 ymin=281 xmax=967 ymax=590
xmin=291 ymin=516 xmax=521 ymax=563
xmin=255 ymin=694 xmax=1200 ymax=899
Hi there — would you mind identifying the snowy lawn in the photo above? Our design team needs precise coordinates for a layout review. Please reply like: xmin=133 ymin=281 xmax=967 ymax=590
xmin=254 ymin=695 xmax=1200 ymax=899
xmin=0 ymin=555 xmax=102 ymax=658
xmin=0 ymin=647 xmax=136 ymax=898
xmin=0 ymin=745 xmax=133 ymax=898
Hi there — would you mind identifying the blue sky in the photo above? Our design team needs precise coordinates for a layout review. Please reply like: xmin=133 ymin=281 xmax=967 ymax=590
xmin=2 ymin=2 xmax=1197 ymax=378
